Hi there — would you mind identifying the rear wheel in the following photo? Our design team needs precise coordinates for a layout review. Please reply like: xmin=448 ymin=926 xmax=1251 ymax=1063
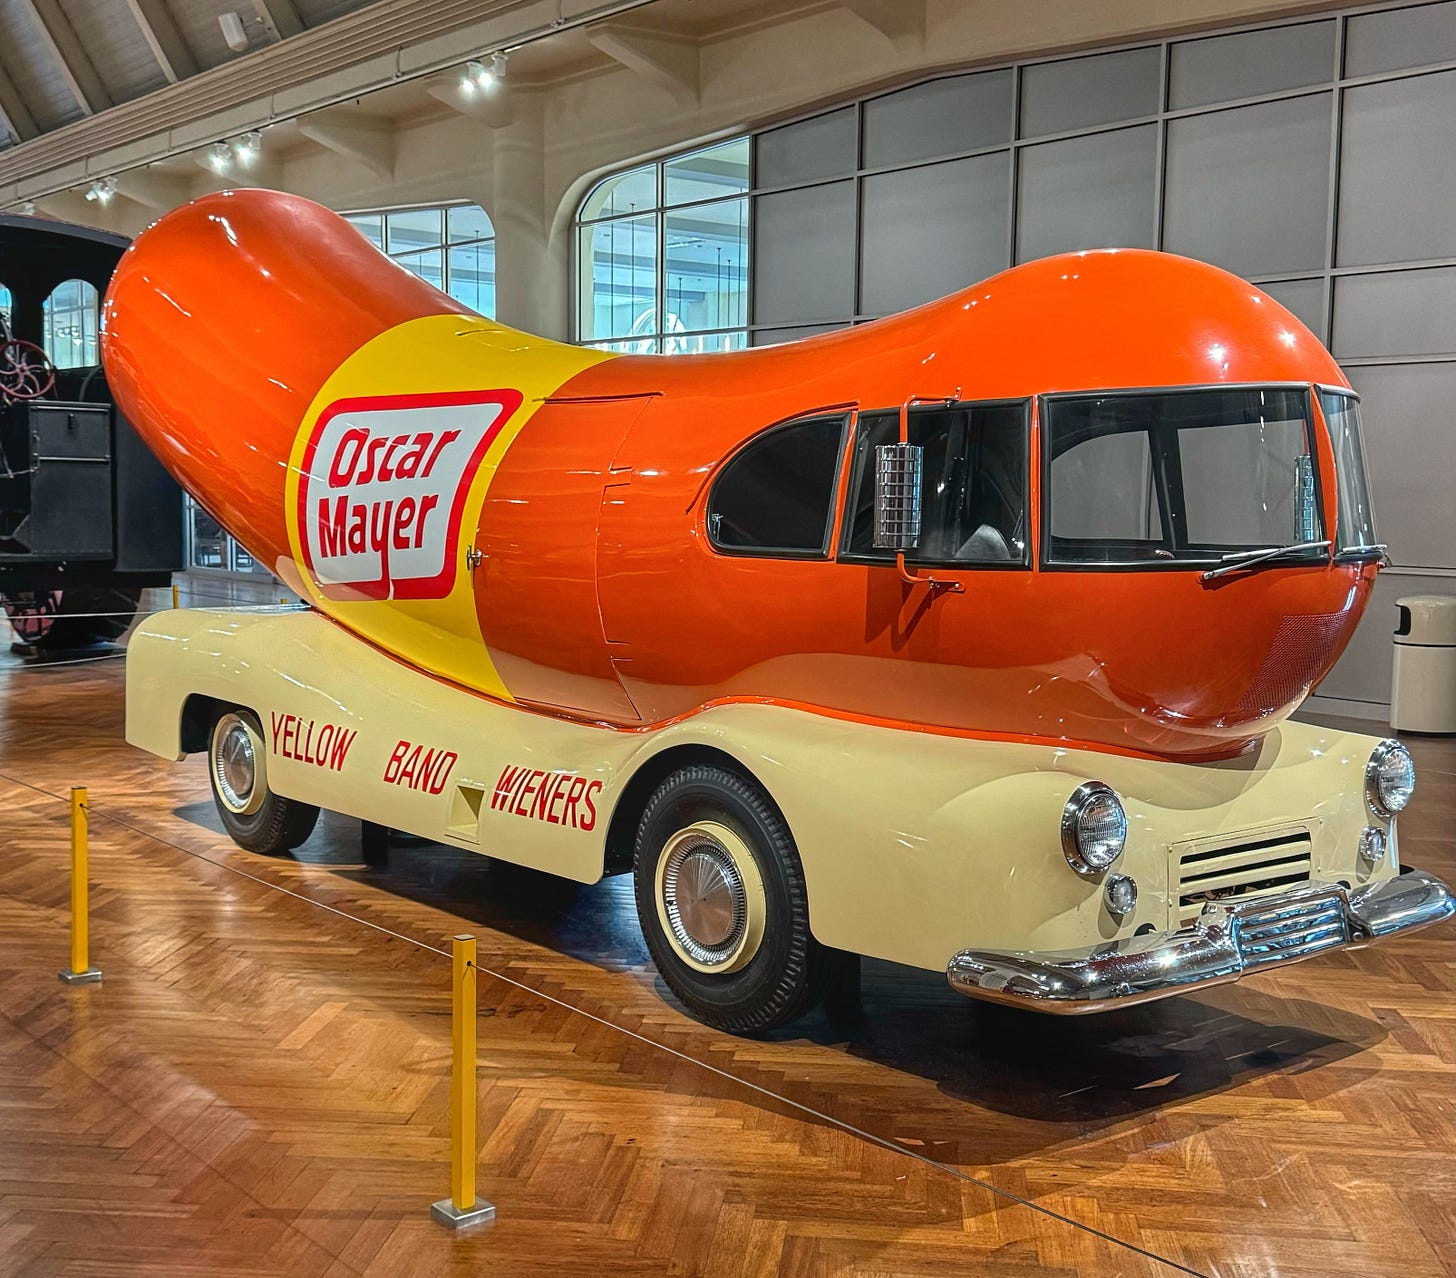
xmin=633 ymin=764 xmax=842 ymax=1034
xmin=208 ymin=709 xmax=319 ymax=854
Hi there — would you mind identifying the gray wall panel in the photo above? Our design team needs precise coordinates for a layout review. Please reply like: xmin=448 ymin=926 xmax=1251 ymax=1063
xmin=1345 ymin=0 xmax=1456 ymax=76
xmin=1337 ymin=69 xmax=1456 ymax=267
xmin=1169 ymin=21 xmax=1337 ymax=109
xmin=752 ymin=182 xmax=856 ymax=324
xmin=1334 ymin=267 xmax=1456 ymax=358
xmin=757 ymin=108 xmax=856 ymax=187
xmin=862 ymin=71 xmax=1012 ymax=169
xmin=860 ymin=153 xmax=1009 ymax=314
xmin=1343 ymin=361 xmax=1456 ymax=571
xmin=1020 ymin=47 xmax=1160 ymax=137
xmin=1163 ymin=93 xmax=1332 ymax=277
xmin=1016 ymin=125 xmax=1156 ymax=262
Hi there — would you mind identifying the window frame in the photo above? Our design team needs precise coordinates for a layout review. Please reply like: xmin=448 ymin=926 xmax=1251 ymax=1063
xmin=837 ymin=397 xmax=1034 ymax=570
xmin=1315 ymin=383 xmax=1382 ymax=562
xmin=1038 ymin=381 xmax=1330 ymax=571
xmin=704 ymin=412 xmax=851 ymax=561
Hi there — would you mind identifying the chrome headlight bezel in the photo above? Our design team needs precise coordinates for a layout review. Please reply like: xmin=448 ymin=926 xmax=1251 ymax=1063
xmin=1366 ymin=739 xmax=1415 ymax=819
xmin=1061 ymin=781 xmax=1128 ymax=876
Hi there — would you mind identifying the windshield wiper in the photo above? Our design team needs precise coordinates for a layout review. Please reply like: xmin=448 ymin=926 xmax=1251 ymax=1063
xmin=1337 ymin=543 xmax=1391 ymax=566
xmin=1200 ymin=539 xmax=1331 ymax=583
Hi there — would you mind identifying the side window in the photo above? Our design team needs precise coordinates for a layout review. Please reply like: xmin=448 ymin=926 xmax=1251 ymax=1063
xmin=43 ymin=278 xmax=99 ymax=368
xmin=707 ymin=416 xmax=846 ymax=556
xmin=843 ymin=401 xmax=1028 ymax=564
xmin=0 ymin=283 xmax=12 ymax=337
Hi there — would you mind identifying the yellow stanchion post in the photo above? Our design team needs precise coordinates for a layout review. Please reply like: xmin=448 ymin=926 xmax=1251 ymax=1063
xmin=172 ymin=582 xmax=180 ymax=609
xmin=58 ymin=787 xmax=102 ymax=985
xmin=430 ymin=935 xmax=494 ymax=1230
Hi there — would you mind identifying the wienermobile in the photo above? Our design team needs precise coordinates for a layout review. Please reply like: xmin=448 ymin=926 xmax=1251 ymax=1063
xmin=108 ymin=190 xmax=1453 ymax=1033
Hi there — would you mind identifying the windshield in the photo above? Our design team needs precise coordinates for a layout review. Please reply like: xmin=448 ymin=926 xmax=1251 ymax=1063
xmin=1043 ymin=387 xmax=1324 ymax=566
xmin=1318 ymin=389 xmax=1379 ymax=555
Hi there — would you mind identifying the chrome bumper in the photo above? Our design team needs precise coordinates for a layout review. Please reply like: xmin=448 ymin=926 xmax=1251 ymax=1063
xmin=946 ymin=868 xmax=1455 ymax=1014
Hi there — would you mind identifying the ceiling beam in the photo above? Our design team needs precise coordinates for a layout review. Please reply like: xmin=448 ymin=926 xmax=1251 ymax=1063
xmin=424 ymin=74 xmax=515 ymax=129
xmin=113 ymin=167 xmax=194 ymax=212
xmin=296 ymin=108 xmax=393 ymax=179
xmin=125 ymin=0 xmax=199 ymax=83
xmin=0 ymin=58 xmax=40 ymax=144
xmin=587 ymin=24 xmax=699 ymax=109
xmin=250 ymin=0 xmax=304 ymax=42
xmin=20 ymin=0 xmax=114 ymax=115
xmin=837 ymin=0 xmax=926 ymax=49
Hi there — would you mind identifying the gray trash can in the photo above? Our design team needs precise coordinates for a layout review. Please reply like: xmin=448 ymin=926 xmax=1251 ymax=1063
xmin=1392 ymin=595 xmax=1456 ymax=734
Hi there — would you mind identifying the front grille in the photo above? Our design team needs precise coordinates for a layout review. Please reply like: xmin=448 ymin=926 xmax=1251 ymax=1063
xmin=1177 ymin=832 xmax=1313 ymax=928
xmin=1234 ymin=890 xmax=1349 ymax=967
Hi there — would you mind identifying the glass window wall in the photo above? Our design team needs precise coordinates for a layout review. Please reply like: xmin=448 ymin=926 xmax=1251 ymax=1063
xmin=577 ymin=139 xmax=749 ymax=353
xmin=344 ymin=202 xmax=496 ymax=316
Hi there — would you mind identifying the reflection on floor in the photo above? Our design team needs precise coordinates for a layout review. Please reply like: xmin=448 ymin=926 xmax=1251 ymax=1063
xmin=0 ymin=659 xmax=1451 ymax=1277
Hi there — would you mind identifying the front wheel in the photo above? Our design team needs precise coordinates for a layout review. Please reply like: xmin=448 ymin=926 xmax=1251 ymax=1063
xmin=633 ymin=764 xmax=843 ymax=1034
xmin=208 ymin=709 xmax=319 ymax=854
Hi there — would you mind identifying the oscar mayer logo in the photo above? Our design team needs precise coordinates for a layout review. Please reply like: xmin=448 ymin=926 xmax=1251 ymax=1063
xmin=297 ymin=388 xmax=523 ymax=600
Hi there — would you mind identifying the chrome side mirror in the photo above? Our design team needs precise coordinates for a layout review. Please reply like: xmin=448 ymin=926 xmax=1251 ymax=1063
xmin=873 ymin=442 xmax=923 ymax=550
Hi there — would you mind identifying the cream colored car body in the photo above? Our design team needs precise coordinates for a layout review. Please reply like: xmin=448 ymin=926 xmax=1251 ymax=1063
xmin=125 ymin=607 xmax=1398 ymax=975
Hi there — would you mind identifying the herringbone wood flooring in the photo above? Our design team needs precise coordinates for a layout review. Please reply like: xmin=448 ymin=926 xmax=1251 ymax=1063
xmin=0 ymin=656 xmax=1451 ymax=1277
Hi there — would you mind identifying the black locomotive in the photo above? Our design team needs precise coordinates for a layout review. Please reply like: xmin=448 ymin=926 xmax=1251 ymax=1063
xmin=0 ymin=214 xmax=181 ymax=652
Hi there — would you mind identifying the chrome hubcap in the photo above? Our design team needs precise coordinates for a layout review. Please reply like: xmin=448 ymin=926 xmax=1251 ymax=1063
xmin=213 ymin=715 xmax=258 ymax=814
xmin=661 ymin=832 xmax=748 ymax=968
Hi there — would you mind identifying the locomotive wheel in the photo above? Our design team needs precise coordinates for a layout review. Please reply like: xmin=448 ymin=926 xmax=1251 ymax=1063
xmin=2 ymin=585 xmax=143 ymax=652
xmin=208 ymin=709 xmax=319 ymax=855
xmin=633 ymin=764 xmax=842 ymax=1034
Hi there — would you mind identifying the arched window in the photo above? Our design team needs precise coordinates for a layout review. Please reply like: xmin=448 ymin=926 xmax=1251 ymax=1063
xmin=0 ymin=283 xmax=12 ymax=336
xmin=344 ymin=202 xmax=495 ymax=316
xmin=706 ymin=416 xmax=845 ymax=556
xmin=575 ymin=139 xmax=750 ymax=354
xmin=42 ymin=278 xmax=99 ymax=368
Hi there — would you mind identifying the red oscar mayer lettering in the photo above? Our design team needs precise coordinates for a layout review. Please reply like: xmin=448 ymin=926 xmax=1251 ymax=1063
xmin=269 ymin=711 xmax=357 ymax=770
xmin=490 ymin=764 xmax=601 ymax=831
xmin=297 ymin=389 xmax=522 ymax=602
xmin=383 ymin=739 xmax=458 ymax=794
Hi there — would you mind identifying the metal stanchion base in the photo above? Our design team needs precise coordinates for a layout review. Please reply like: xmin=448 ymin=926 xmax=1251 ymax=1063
xmin=58 ymin=968 xmax=102 ymax=985
xmin=430 ymin=1197 xmax=496 ymax=1230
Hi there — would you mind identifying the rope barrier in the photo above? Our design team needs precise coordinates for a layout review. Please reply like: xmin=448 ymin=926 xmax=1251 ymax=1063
xmin=0 ymin=652 xmax=129 ymax=673
xmin=8 ymin=765 xmax=1198 ymax=1272
xmin=1 ymin=603 xmax=303 ymax=622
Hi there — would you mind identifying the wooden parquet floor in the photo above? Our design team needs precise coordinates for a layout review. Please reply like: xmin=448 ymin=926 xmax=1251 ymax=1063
xmin=0 ymin=655 xmax=1451 ymax=1277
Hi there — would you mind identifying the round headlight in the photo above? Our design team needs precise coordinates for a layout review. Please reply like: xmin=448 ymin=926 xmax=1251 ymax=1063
xmin=1367 ymin=740 xmax=1415 ymax=817
xmin=1061 ymin=782 xmax=1127 ymax=875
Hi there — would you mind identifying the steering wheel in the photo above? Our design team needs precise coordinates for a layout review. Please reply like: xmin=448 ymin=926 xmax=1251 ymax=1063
xmin=0 ymin=339 xmax=56 ymax=403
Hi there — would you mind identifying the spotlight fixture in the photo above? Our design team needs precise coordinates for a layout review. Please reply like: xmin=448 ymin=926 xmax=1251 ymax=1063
xmin=460 ymin=51 xmax=507 ymax=93
xmin=209 ymin=140 xmax=232 ymax=172
xmin=84 ymin=176 xmax=117 ymax=204
xmin=240 ymin=130 xmax=263 ymax=155
xmin=219 ymin=10 xmax=249 ymax=53
xmin=19 ymin=200 xmax=35 ymax=216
